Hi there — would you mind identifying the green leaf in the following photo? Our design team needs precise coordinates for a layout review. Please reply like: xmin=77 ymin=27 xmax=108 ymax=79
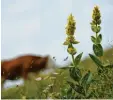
xmin=91 ymin=36 xmax=96 ymax=44
xmin=91 ymin=25 xmax=97 ymax=32
xmin=63 ymin=41 xmax=70 ymax=45
xmin=97 ymin=19 xmax=101 ymax=25
xmin=89 ymin=54 xmax=103 ymax=68
xmin=81 ymin=71 xmax=92 ymax=91
xmin=97 ymin=67 xmax=103 ymax=75
xmin=74 ymin=85 xmax=84 ymax=95
xmin=67 ymin=87 xmax=73 ymax=99
xmin=91 ymin=25 xmax=101 ymax=33
xmin=59 ymin=66 xmax=74 ymax=70
xmin=69 ymin=67 xmax=82 ymax=82
xmin=104 ymin=64 xmax=113 ymax=68
xmin=93 ymin=44 xmax=103 ymax=57
xmin=74 ymin=52 xmax=83 ymax=67
xmin=72 ymin=40 xmax=80 ymax=44
xmin=96 ymin=34 xmax=102 ymax=44
xmin=86 ymin=91 xmax=94 ymax=99
xmin=96 ymin=26 xmax=101 ymax=33
xmin=67 ymin=81 xmax=75 ymax=89
xmin=67 ymin=81 xmax=84 ymax=95
xmin=90 ymin=21 xmax=95 ymax=26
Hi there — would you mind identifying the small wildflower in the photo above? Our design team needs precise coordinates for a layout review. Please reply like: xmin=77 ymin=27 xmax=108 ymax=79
xmin=48 ymin=84 xmax=54 ymax=87
xmin=43 ymin=89 xmax=48 ymax=93
xmin=53 ymin=72 xmax=59 ymax=75
xmin=35 ymin=77 xmax=42 ymax=81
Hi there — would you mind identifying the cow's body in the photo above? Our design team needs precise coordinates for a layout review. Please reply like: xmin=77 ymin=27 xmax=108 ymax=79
xmin=1 ymin=54 xmax=55 ymax=82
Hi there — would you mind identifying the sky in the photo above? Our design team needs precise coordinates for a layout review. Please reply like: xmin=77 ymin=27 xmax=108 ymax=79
xmin=1 ymin=0 xmax=113 ymax=88
xmin=1 ymin=0 xmax=113 ymax=65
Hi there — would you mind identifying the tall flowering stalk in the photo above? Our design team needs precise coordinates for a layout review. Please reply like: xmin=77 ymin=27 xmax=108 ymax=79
xmin=90 ymin=6 xmax=103 ymax=58
xmin=89 ymin=6 xmax=113 ymax=98
xmin=90 ymin=6 xmax=113 ymax=69
xmin=89 ymin=6 xmax=104 ymax=73
xmin=62 ymin=14 xmax=93 ymax=99
xmin=89 ymin=6 xmax=113 ymax=73
xmin=63 ymin=14 xmax=80 ymax=67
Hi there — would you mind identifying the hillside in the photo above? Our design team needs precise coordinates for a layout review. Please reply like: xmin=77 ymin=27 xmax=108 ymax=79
xmin=1 ymin=48 xmax=113 ymax=99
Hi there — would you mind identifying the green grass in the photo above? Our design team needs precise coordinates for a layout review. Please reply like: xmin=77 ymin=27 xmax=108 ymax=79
xmin=1 ymin=48 xmax=113 ymax=99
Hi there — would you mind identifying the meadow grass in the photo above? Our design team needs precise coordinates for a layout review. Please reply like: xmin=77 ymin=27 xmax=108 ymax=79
xmin=1 ymin=48 xmax=113 ymax=99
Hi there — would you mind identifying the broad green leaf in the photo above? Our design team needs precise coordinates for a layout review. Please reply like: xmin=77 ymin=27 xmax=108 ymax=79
xmin=93 ymin=44 xmax=103 ymax=57
xmin=74 ymin=52 xmax=83 ymax=67
xmin=91 ymin=25 xmax=97 ymax=32
xmin=81 ymin=71 xmax=92 ymax=91
xmin=89 ymin=54 xmax=103 ymax=68
xmin=96 ymin=34 xmax=102 ymax=44
xmin=67 ymin=81 xmax=84 ymax=95
xmin=96 ymin=26 xmax=101 ymax=33
xmin=97 ymin=19 xmax=101 ymax=25
xmin=91 ymin=36 xmax=96 ymax=44
xmin=69 ymin=67 xmax=82 ymax=82
xmin=91 ymin=25 xmax=101 ymax=33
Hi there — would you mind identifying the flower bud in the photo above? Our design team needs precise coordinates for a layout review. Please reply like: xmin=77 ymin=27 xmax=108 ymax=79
xmin=67 ymin=46 xmax=77 ymax=55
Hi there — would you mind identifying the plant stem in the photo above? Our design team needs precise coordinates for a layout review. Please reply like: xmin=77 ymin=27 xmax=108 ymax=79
xmin=72 ymin=54 xmax=76 ymax=67
xmin=95 ymin=25 xmax=102 ymax=62
xmin=96 ymin=24 xmax=98 ymax=39
xmin=70 ymin=43 xmax=76 ymax=67
xmin=96 ymin=32 xmax=98 ymax=39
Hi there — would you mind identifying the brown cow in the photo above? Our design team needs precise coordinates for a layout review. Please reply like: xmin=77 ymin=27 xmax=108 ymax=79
xmin=1 ymin=54 xmax=55 ymax=87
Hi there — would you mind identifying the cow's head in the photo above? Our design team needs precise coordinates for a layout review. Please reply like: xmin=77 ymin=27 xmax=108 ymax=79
xmin=31 ymin=55 xmax=56 ymax=74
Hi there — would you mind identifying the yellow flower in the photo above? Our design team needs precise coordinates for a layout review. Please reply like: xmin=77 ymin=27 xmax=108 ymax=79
xmin=63 ymin=35 xmax=79 ymax=45
xmin=91 ymin=6 xmax=101 ymax=33
xmin=65 ymin=14 xmax=76 ymax=35
xmin=92 ymin=6 xmax=101 ymax=25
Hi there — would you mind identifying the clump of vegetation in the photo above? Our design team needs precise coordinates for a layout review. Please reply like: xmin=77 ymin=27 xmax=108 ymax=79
xmin=89 ymin=6 xmax=113 ymax=99
xmin=1 ymin=6 xmax=113 ymax=99
xmin=56 ymin=13 xmax=94 ymax=99
xmin=55 ymin=6 xmax=113 ymax=99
